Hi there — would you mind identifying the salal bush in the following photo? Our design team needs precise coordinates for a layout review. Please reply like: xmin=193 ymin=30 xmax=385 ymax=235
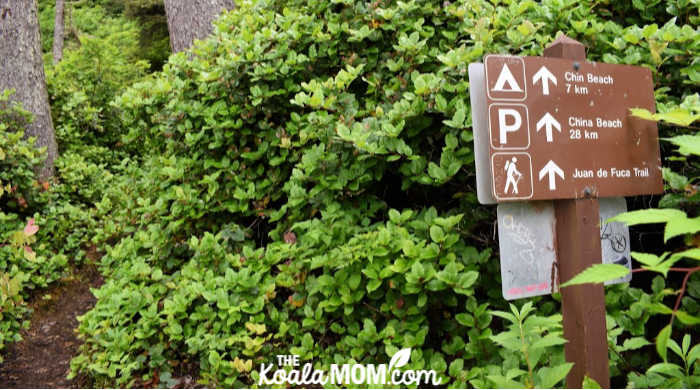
xmin=71 ymin=0 xmax=699 ymax=387
xmin=0 ymin=92 xmax=69 ymax=360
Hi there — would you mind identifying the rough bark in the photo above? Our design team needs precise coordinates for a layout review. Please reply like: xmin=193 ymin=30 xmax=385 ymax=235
xmin=163 ymin=0 xmax=235 ymax=53
xmin=52 ymin=0 xmax=64 ymax=64
xmin=0 ymin=0 xmax=58 ymax=179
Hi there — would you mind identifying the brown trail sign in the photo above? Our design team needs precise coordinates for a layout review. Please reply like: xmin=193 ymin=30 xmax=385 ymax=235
xmin=469 ymin=35 xmax=666 ymax=388
xmin=483 ymin=53 xmax=663 ymax=201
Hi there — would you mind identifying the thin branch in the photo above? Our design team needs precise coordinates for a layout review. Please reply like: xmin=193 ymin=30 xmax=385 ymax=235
xmin=631 ymin=266 xmax=700 ymax=326
xmin=631 ymin=266 xmax=700 ymax=274
xmin=671 ymin=267 xmax=699 ymax=325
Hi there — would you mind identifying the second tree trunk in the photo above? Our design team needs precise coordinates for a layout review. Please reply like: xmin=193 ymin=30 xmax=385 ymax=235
xmin=52 ymin=0 xmax=64 ymax=64
xmin=163 ymin=0 xmax=235 ymax=53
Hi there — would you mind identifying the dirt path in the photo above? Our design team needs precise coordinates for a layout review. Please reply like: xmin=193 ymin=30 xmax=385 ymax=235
xmin=0 ymin=264 xmax=103 ymax=388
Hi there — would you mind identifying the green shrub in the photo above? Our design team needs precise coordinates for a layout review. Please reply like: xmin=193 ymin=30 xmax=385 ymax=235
xmin=0 ymin=91 xmax=47 ymax=213
xmin=67 ymin=0 xmax=700 ymax=387
xmin=0 ymin=91 xmax=63 ymax=360
xmin=46 ymin=5 xmax=149 ymax=159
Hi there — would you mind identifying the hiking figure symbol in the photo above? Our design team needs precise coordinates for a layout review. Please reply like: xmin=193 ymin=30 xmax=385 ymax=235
xmin=504 ymin=157 xmax=522 ymax=194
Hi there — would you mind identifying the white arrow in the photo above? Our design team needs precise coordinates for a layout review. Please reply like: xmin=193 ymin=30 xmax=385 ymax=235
xmin=536 ymin=112 xmax=561 ymax=142
xmin=539 ymin=160 xmax=565 ymax=190
xmin=532 ymin=66 xmax=557 ymax=95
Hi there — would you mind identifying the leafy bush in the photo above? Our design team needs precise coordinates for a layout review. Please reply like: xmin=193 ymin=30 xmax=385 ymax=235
xmin=46 ymin=4 xmax=149 ymax=159
xmin=0 ymin=92 xmax=62 ymax=360
xmin=0 ymin=91 xmax=47 ymax=213
xmin=64 ymin=0 xmax=700 ymax=387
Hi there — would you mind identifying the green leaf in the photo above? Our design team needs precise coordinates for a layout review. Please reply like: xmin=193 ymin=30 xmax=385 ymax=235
xmin=669 ymin=248 xmax=700 ymax=262
xmin=348 ymin=273 xmax=361 ymax=290
xmin=429 ymin=226 xmax=445 ymax=243
xmin=657 ymin=110 xmax=700 ymax=127
xmin=302 ymin=333 xmax=314 ymax=350
xmin=629 ymin=108 xmax=655 ymax=121
xmin=561 ymin=264 xmax=630 ymax=287
xmin=209 ymin=350 xmax=221 ymax=369
xmin=443 ymin=107 xmax=466 ymax=129
xmin=664 ymin=216 xmax=700 ymax=242
xmin=388 ymin=209 xmax=401 ymax=223
xmin=490 ymin=310 xmax=517 ymax=324
xmin=642 ymin=24 xmax=658 ymax=38
xmin=682 ymin=334 xmax=690 ymax=356
xmin=490 ymin=331 xmax=521 ymax=352
xmin=455 ymin=313 xmax=474 ymax=327
xmin=665 ymin=135 xmax=700 ymax=156
xmin=662 ymin=168 xmax=688 ymax=190
xmin=623 ymin=32 xmax=640 ymax=44
xmin=517 ymin=20 xmax=536 ymax=35
xmin=582 ymin=376 xmax=602 ymax=389
xmin=647 ymin=362 xmax=684 ymax=378
xmin=630 ymin=252 xmax=663 ymax=267
xmin=609 ymin=209 xmax=686 ymax=225
xmin=656 ymin=324 xmax=672 ymax=362
xmin=428 ymin=162 xmax=448 ymax=181
xmin=449 ymin=359 xmax=464 ymax=377
xmin=452 ymin=108 xmax=465 ymax=127
xmin=675 ymin=310 xmax=700 ymax=325
xmin=366 ymin=279 xmax=382 ymax=293
xmin=456 ymin=271 xmax=478 ymax=291
xmin=430 ymin=353 xmax=447 ymax=373
xmin=637 ymin=249 xmax=700 ymax=277
xmin=529 ymin=334 xmax=568 ymax=349
xmin=537 ymin=362 xmax=573 ymax=388
xmin=667 ymin=338 xmax=684 ymax=360
xmin=687 ymin=344 xmax=700 ymax=366
xmin=620 ymin=337 xmax=651 ymax=351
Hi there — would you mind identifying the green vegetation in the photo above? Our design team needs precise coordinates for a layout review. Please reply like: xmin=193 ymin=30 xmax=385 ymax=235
xmin=1 ymin=0 xmax=699 ymax=387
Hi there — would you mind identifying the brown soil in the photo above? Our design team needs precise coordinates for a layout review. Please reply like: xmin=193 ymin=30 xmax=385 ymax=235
xmin=0 ymin=263 xmax=103 ymax=388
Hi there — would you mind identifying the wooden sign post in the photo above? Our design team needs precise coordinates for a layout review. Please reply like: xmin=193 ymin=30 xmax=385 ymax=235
xmin=546 ymin=36 xmax=610 ymax=388
xmin=469 ymin=35 xmax=665 ymax=387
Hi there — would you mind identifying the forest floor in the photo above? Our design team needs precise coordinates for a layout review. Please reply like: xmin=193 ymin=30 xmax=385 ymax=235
xmin=0 ymin=257 xmax=103 ymax=388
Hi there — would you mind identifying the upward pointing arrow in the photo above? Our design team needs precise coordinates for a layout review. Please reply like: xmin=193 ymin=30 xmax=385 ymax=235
xmin=532 ymin=66 xmax=557 ymax=95
xmin=536 ymin=112 xmax=561 ymax=142
xmin=539 ymin=160 xmax=565 ymax=190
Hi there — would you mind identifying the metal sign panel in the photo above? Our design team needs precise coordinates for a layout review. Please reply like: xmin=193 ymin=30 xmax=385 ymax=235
xmin=497 ymin=197 xmax=631 ymax=300
xmin=468 ymin=63 xmax=497 ymax=204
xmin=599 ymin=197 xmax=632 ymax=285
xmin=497 ymin=201 xmax=557 ymax=300
xmin=475 ymin=55 xmax=663 ymax=202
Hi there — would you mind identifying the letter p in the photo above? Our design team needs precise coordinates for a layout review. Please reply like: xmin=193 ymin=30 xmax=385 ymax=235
xmin=498 ymin=109 xmax=522 ymax=145
xmin=489 ymin=104 xmax=529 ymax=149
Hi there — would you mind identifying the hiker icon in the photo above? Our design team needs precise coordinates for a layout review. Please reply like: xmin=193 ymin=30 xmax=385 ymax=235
xmin=492 ymin=153 xmax=533 ymax=200
xmin=504 ymin=157 xmax=522 ymax=194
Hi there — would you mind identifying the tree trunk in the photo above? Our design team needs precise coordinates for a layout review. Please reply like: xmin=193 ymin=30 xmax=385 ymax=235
xmin=0 ymin=0 xmax=58 ymax=179
xmin=163 ymin=0 xmax=235 ymax=53
xmin=52 ymin=0 xmax=64 ymax=64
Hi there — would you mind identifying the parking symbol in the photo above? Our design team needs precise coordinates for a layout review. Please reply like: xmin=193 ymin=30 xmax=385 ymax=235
xmin=489 ymin=103 xmax=530 ymax=150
